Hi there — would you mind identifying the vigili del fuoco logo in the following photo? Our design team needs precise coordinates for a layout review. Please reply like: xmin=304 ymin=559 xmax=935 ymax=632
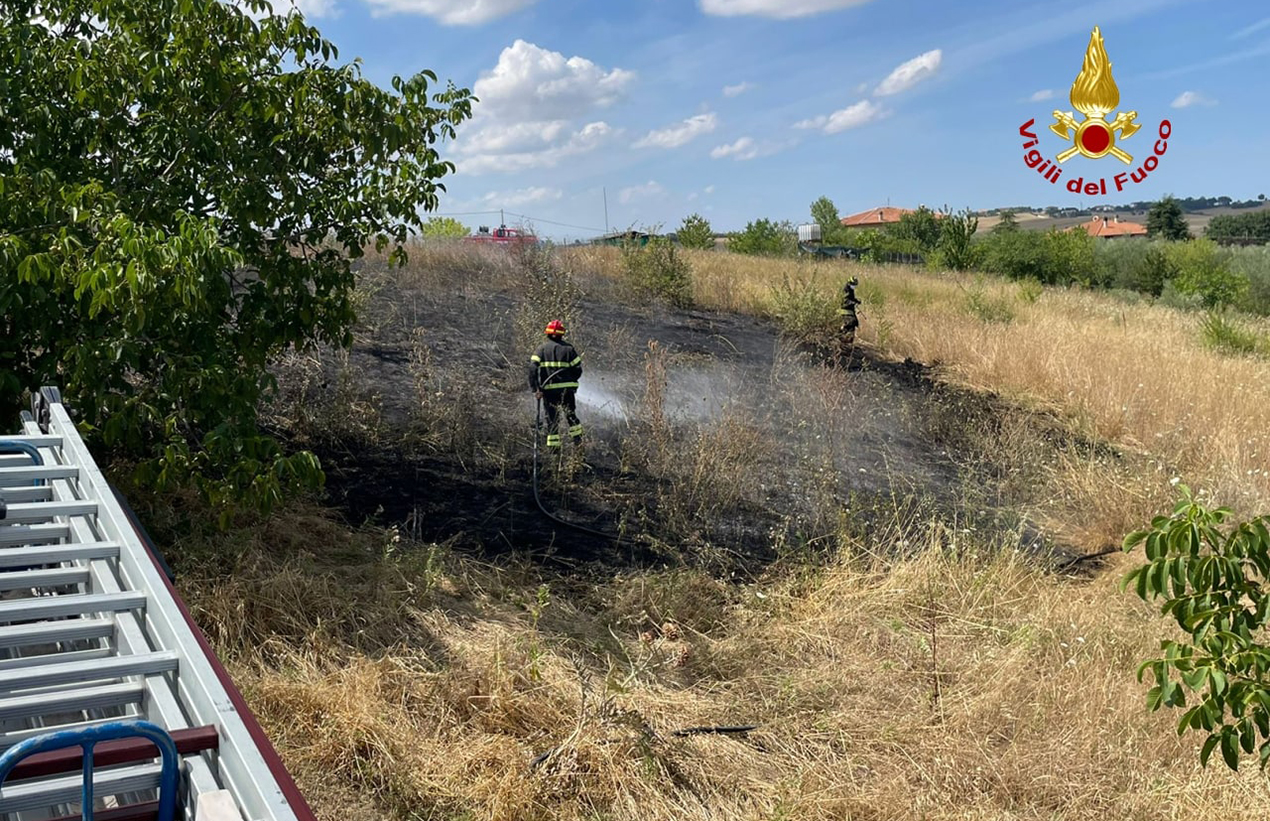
xmin=1019 ymin=26 xmax=1171 ymax=196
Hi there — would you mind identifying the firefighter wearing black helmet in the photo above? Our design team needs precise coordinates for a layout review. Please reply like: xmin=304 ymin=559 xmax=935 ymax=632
xmin=529 ymin=319 xmax=583 ymax=449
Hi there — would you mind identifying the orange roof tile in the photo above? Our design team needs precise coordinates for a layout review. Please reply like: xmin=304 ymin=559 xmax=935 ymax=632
xmin=840 ymin=206 xmax=946 ymax=227
xmin=1067 ymin=216 xmax=1148 ymax=237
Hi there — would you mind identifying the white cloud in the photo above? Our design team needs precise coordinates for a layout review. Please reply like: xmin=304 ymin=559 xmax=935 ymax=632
xmin=361 ymin=0 xmax=535 ymax=23
xmin=619 ymin=181 xmax=665 ymax=204
xmin=479 ymin=186 xmax=563 ymax=207
xmin=824 ymin=100 xmax=886 ymax=133
xmin=709 ymin=137 xmax=793 ymax=161
xmin=711 ymin=137 xmax=759 ymax=160
xmin=460 ymin=120 xmax=569 ymax=154
xmin=458 ymin=122 xmax=616 ymax=174
xmin=455 ymin=41 xmax=634 ymax=175
xmin=470 ymin=40 xmax=635 ymax=123
xmin=1030 ymin=89 xmax=1054 ymax=101
xmin=633 ymin=113 xmax=718 ymax=149
xmin=795 ymin=100 xmax=886 ymax=134
xmin=1171 ymin=90 xmax=1217 ymax=108
xmin=874 ymin=49 xmax=941 ymax=96
xmin=700 ymin=0 xmax=873 ymax=19
xmin=704 ymin=185 xmax=715 ymax=194
xmin=855 ymin=81 xmax=870 ymax=94
xmin=723 ymin=82 xmax=755 ymax=97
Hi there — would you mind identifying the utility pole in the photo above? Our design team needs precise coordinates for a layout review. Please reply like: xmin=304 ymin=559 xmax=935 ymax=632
xmin=500 ymin=208 xmax=504 ymax=227
xmin=603 ymin=188 xmax=610 ymax=235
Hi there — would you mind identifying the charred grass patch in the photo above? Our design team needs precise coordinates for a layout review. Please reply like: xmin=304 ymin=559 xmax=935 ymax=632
xmin=136 ymin=239 xmax=1270 ymax=820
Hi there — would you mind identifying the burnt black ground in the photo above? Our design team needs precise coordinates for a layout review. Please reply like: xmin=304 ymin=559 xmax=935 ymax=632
xmin=275 ymin=259 xmax=1094 ymax=575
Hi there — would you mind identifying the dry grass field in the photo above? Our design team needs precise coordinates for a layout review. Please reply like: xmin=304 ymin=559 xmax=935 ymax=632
xmin=136 ymin=241 xmax=1270 ymax=820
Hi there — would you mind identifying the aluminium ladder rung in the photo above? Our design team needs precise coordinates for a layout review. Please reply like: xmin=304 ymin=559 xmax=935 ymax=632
xmin=0 ymin=617 xmax=115 ymax=649
xmin=0 ymin=435 xmax=62 ymax=449
xmin=0 ymin=465 xmax=79 ymax=484
xmin=0 ymin=681 xmax=144 ymax=723
xmin=0 ymin=650 xmax=178 ymax=691
xmin=0 ymin=591 xmax=146 ymax=624
xmin=0 ymin=648 xmax=112 ymax=673
xmin=1 ymin=500 xmax=99 ymax=523
xmin=0 ymin=487 xmax=53 ymax=503
xmin=0 ymin=542 xmax=120 ymax=566
xmin=0 ymin=762 xmax=160 ymax=813
xmin=0 ymin=566 xmax=91 ymax=592
xmin=0 ymin=524 xmax=72 ymax=546
xmin=0 ymin=717 xmax=138 ymax=754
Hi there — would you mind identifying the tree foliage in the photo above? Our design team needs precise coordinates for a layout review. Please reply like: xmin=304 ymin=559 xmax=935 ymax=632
xmin=0 ymin=0 xmax=475 ymax=522
xmin=677 ymin=212 xmax=715 ymax=250
xmin=887 ymin=206 xmax=942 ymax=252
xmin=1147 ymin=195 xmax=1193 ymax=241
xmin=1206 ymin=210 xmax=1270 ymax=245
xmin=1123 ymin=484 xmax=1270 ymax=772
xmin=728 ymin=218 xmax=797 ymax=257
xmin=992 ymin=210 xmax=1020 ymax=234
xmin=420 ymin=216 xmax=470 ymax=239
xmin=1168 ymin=239 xmax=1246 ymax=309
xmin=810 ymin=196 xmax=840 ymax=238
xmin=932 ymin=205 xmax=979 ymax=271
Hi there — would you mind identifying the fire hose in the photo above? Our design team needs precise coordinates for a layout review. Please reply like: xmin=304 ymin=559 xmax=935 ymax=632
xmin=533 ymin=393 xmax=616 ymax=542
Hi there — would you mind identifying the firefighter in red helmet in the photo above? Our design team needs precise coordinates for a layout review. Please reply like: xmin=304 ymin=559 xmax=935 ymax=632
xmin=529 ymin=320 xmax=583 ymax=449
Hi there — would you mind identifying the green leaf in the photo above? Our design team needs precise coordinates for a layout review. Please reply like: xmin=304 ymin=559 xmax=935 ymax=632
xmin=1222 ymin=728 xmax=1241 ymax=771
xmin=1201 ymin=734 xmax=1220 ymax=767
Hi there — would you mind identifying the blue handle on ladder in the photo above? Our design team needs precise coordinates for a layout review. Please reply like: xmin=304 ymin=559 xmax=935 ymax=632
xmin=0 ymin=442 xmax=44 ymax=486
xmin=0 ymin=720 xmax=180 ymax=821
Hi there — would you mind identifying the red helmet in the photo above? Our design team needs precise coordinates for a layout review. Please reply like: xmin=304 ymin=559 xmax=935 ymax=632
xmin=545 ymin=319 xmax=566 ymax=336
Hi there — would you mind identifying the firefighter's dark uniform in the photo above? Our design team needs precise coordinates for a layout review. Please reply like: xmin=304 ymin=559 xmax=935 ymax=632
xmin=839 ymin=279 xmax=861 ymax=347
xmin=529 ymin=336 xmax=583 ymax=448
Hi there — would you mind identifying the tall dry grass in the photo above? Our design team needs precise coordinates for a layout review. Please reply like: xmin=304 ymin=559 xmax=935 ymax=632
xmin=185 ymin=240 xmax=1270 ymax=819
xmin=171 ymin=501 xmax=1270 ymax=821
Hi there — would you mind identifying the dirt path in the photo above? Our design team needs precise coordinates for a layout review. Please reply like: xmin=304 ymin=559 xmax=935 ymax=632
xmin=286 ymin=263 xmax=1078 ymax=573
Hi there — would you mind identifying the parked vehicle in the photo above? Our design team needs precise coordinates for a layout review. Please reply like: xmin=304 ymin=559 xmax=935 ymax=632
xmin=463 ymin=224 xmax=538 ymax=247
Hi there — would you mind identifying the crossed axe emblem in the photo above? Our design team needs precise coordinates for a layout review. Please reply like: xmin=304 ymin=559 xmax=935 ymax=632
xmin=1049 ymin=109 xmax=1141 ymax=164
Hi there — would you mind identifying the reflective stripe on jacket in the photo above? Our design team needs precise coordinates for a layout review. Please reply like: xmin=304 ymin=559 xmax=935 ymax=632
xmin=529 ymin=337 xmax=583 ymax=391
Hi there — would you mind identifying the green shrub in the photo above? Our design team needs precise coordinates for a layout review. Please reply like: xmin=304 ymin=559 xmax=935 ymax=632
xmin=931 ymin=206 xmax=980 ymax=271
xmin=1122 ymin=484 xmax=1270 ymax=772
xmin=1017 ymin=278 xmax=1044 ymax=304
xmin=1199 ymin=310 xmax=1268 ymax=357
xmin=767 ymin=274 xmax=838 ymax=346
xmin=964 ymin=281 xmax=1015 ymax=324
xmin=729 ymin=218 xmax=798 ymax=257
xmin=1166 ymin=239 xmax=1246 ymax=309
xmin=1158 ymin=280 xmax=1206 ymax=312
xmin=621 ymin=236 xmax=694 ymax=308
xmin=979 ymin=228 xmax=1096 ymax=286
xmin=677 ymin=213 xmax=715 ymax=250
xmin=1230 ymin=246 xmax=1270 ymax=316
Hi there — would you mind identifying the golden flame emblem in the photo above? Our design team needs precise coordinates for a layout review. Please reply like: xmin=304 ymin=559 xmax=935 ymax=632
xmin=1049 ymin=27 xmax=1141 ymax=164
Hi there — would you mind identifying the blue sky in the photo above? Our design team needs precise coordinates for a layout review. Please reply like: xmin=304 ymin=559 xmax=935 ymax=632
xmin=271 ymin=0 xmax=1266 ymax=240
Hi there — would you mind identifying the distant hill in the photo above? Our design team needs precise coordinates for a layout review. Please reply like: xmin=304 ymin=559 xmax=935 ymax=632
xmin=972 ymin=198 xmax=1270 ymax=236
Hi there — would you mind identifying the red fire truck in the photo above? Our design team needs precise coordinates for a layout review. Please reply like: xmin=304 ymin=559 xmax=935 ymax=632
xmin=463 ymin=224 xmax=538 ymax=247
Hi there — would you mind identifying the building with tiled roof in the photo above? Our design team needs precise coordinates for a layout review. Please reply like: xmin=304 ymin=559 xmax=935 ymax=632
xmin=840 ymin=206 xmax=945 ymax=227
xmin=1066 ymin=215 xmax=1149 ymax=238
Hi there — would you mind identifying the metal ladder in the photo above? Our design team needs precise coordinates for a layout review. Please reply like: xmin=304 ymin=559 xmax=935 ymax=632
xmin=0 ymin=388 xmax=316 ymax=821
